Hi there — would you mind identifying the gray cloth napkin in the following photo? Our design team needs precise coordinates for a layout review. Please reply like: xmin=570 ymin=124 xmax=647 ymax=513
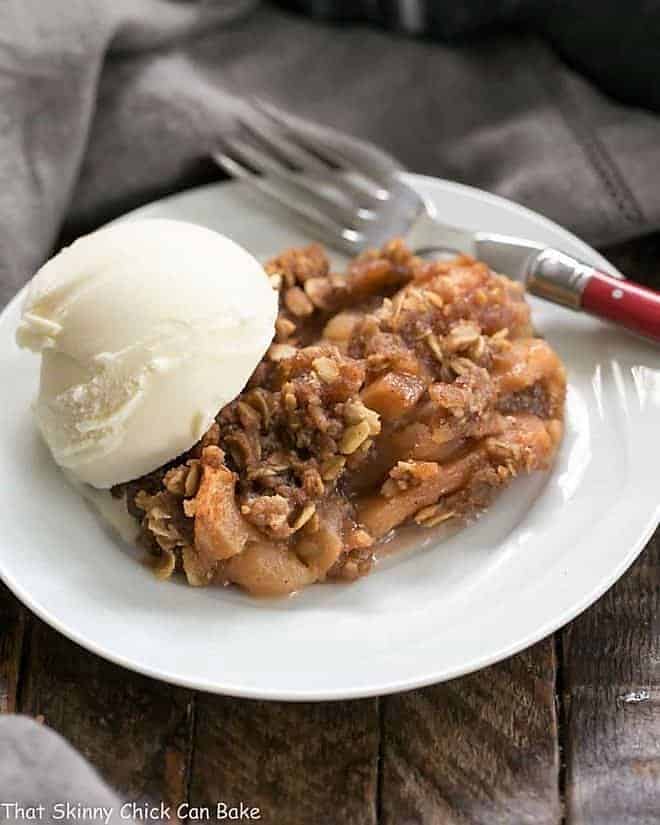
xmin=2 ymin=0 xmax=660 ymax=811
xmin=0 ymin=716 xmax=124 ymax=822
xmin=3 ymin=0 xmax=660 ymax=312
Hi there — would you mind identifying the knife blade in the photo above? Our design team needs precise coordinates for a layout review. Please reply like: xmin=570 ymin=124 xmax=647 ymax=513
xmin=473 ymin=233 xmax=544 ymax=281
xmin=414 ymin=228 xmax=543 ymax=283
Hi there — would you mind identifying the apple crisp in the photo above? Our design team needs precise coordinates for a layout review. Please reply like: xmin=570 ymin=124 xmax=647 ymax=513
xmin=114 ymin=239 xmax=566 ymax=596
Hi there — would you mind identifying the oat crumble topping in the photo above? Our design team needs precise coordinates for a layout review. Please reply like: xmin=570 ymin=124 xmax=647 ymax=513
xmin=113 ymin=239 xmax=566 ymax=596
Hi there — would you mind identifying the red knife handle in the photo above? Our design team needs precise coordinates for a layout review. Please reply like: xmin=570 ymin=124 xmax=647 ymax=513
xmin=526 ymin=249 xmax=660 ymax=343
xmin=581 ymin=271 xmax=660 ymax=342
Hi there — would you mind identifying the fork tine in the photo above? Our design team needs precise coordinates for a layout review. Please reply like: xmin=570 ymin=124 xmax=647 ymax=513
xmin=253 ymin=98 xmax=392 ymax=201
xmin=246 ymin=108 xmax=386 ymax=208
xmin=223 ymin=136 xmax=374 ymax=229
xmin=212 ymin=151 xmax=364 ymax=256
xmin=240 ymin=116 xmax=330 ymax=176
xmin=235 ymin=123 xmax=379 ymax=217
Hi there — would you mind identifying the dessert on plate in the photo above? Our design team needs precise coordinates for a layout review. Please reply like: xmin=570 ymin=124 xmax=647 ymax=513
xmin=16 ymin=218 xmax=278 ymax=488
xmin=18 ymin=219 xmax=566 ymax=596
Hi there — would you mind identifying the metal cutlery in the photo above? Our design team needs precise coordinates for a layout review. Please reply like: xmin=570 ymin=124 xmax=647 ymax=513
xmin=213 ymin=101 xmax=660 ymax=343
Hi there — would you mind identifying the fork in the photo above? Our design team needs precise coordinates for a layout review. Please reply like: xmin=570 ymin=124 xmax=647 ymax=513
xmin=213 ymin=101 xmax=660 ymax=343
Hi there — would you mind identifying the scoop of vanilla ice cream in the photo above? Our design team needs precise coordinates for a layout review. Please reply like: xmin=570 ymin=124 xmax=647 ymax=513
xmin=16 ymin=218 xmax=278 ymax=488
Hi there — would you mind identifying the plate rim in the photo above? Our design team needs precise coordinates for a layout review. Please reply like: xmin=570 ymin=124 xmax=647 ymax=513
xmin=1 ymin=174 xmax=658 ymax=701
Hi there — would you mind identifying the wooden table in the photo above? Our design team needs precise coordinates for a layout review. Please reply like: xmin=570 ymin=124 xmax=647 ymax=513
xmin=1 ymin=238 xmax=658 ymax=825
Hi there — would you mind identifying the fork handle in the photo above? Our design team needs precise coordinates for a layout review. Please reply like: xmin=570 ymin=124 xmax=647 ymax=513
xmin=526 ymin=249 xmax=660 ymax=343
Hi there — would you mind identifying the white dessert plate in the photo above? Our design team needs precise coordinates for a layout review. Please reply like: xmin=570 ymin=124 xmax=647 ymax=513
xmin=1 ymin=175 xmax=659 ymax=700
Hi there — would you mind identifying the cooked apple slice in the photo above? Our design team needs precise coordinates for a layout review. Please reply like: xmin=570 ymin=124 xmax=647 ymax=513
xmin=224 ymin=542 xmax=316 ymax=596
xmin=193 ymin=447 xmax=256 ymax=563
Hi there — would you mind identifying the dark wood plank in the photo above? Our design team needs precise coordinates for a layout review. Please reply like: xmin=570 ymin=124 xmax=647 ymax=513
xmin=190 ymin=695 xmax=379 ymax=825
xmin=19 ymin=618 xmax=194 ymax=815
xmin=562 ymin=528 xmax=660 ymax=824
xmin=0 ymin=581 xmax=26 ymax=715
xmin=380 ymin=639 xmax=561 ymax=825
